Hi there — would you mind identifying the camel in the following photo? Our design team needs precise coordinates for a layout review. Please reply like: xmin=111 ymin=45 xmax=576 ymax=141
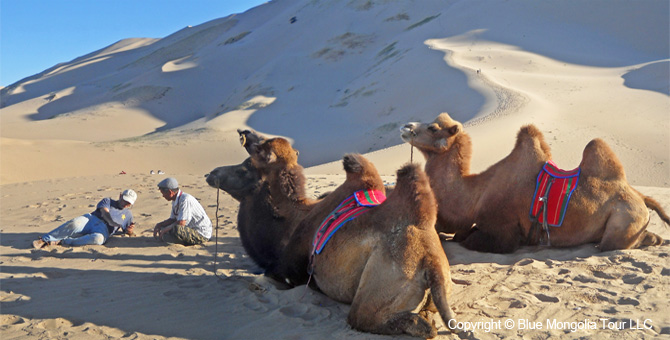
xmin=205 ymin=130 xmax=313 ymax=279
xmin=248 ymin=137 xmax=386 ymax=286
xmin=206 ymin=157 xmax=283 ymax=272
xmin=207 ymin=130 xmax=382 ymax=286
xmin=401 ymin=112 xmax=669 ymax=253
xmin=249 ymin=136 xmax=457 ymax=337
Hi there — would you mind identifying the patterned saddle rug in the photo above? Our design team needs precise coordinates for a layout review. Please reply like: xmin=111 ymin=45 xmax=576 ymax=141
xmin=311 ymin=190 xmax=386 ymax=255
xmin=530 ymin=160 xmax=580 ymax=227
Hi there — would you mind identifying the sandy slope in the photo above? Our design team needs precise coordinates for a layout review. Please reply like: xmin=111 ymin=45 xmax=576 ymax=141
xmin=1 ymin=0 xmax=669 ymax=339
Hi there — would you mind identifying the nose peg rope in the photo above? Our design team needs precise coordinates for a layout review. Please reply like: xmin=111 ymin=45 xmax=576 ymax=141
xmin=213 ymin=185 xmax=226 ymax=281
xmin=410 ymin=135 xmax=415 ymax=163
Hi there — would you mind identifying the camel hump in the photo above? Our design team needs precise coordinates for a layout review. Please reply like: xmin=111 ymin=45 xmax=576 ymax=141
xmin=579 ymin=138 xmax=626 ymax=180
xmin=515 ymin=124 xmax=552 ymax=158
xmin=343 ymin=153 xmax=365 ymax=174
xmin=396 ymin=162 xmax=422 ymax=180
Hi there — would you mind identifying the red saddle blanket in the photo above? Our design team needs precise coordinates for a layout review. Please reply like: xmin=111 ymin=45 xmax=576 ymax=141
xmin=529 ymin=160 xmax=580 ymax=227
xmin=311 ymin=190 xmax=386 ymax=255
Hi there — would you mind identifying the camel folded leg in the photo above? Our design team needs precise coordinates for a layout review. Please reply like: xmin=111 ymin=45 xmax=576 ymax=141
xmin=639 ymin=231 xmax=664 ymax=247
xmin=346 ymin=252 xmax=437 ymax=338
xmin=599 ymin=206 xmax=652 ymax=251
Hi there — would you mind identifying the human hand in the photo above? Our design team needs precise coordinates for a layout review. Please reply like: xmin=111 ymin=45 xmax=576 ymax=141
xmin=153 ymin=225 xmax=162 ymax=239
xmin=126 ymin=224 xmax=136 ymax=236
xmin=158 ymin=225 xmax=173 ymax=241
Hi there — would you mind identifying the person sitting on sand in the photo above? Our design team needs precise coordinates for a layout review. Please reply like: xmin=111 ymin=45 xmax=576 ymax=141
xmin=32 ymin=189 xmax=138 ymax=248
xmin=153 ymin=177 xmax=212 ymax=246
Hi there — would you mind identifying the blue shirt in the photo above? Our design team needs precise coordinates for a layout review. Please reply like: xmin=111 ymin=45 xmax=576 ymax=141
xmin=92 ymin=197 xmax=134 ymax=235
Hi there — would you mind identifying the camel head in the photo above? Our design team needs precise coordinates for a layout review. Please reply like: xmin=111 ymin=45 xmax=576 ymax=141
xmin=249 ymin=137 xmax=300 ymax=172
xmin=237 ymin=129 xmax=265 ymax=155
xmin=400 ymin=112 xmax=463 ymax=153
xmin=206 ymin=158 xmax=261 ymax=202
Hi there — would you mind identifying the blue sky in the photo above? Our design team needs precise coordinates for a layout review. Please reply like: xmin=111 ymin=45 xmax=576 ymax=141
xmin=0 ymin=0 xmax=268 ymax=87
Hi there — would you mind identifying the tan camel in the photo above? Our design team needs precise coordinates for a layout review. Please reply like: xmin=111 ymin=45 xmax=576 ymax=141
xmin=250 ymin=137 xmax=457 ymax=337
xmin=401 ymin=112 xmax=669 ymax=253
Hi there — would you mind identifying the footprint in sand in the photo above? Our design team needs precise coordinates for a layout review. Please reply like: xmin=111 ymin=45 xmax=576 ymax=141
xmin=603 ymin=306 xmax=618 ymax=314
xmin=621 ymin=274 xmax=644 ymax=285
xmin=280 ymin=304 xmax=321 ymax=322
xmin=593 ymin=270 xmax=617 ymax=279
xmin=616 ymin=297 xmax=640 ymax=306
xmin=534 ymin=293 xmax=559 ymax=303
xmin=508 ymin=299 xmax=527 ymax=309
xmin=573 ymin=274 xmax=598 ymax=283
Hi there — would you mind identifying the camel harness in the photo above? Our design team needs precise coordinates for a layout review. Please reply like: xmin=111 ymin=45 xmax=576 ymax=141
xmin=529 ymin=160 xmax=580 ymax=246
xmin=307 ymin=189 xmax=386 ymax=275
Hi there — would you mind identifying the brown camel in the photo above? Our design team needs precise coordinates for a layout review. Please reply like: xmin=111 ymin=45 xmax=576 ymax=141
xmin=249 ymin=137 xmax=457 ymax=337
xmin=248 ymin=137 xmax=385 ymax=286
xmin=206 ymin=157 xmax=285 ymax=273
xmin=206 ymin=130 xmax=323 ymax=281
xmin=401 ymin=112 xmax=669 ymax=253
xmin=205 ymin=129 xmax=292 ymax=275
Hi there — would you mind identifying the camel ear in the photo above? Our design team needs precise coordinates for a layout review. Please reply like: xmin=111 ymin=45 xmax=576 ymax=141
xmin=264 ymin=148 xmax=277 ymax=164
xmin=448 ymin=124 xmax=461 ymax=136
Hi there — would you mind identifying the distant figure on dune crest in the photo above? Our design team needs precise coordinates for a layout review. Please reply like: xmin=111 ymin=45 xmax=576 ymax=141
xmin=32 ymin=189 xmax=137 ymax=249
xmin=401 ymin=112 xmax=669 ymax=253
xmin=153 ymin=177 xmax=212 ymax=246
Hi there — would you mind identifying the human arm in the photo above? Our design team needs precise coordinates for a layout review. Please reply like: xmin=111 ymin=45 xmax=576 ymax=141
xmin=98 ymin=207 xmax=122 ymax=232
xmin=153 ymin=218 xmax=187 ymax=239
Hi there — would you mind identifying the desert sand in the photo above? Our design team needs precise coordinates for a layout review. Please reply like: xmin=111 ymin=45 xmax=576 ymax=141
xmin=1 ymin=0 xmax=669 ymax=339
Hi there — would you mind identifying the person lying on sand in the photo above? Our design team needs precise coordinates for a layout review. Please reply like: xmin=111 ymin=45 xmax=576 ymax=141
xmin=32 ymin=189 xmax=138 ymax=248
xmin=153 ymin=177 xmax=212 ymax=246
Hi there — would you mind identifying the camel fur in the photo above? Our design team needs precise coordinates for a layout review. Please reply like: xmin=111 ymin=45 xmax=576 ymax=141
xmin=250 ymin=136 xmax=457 ymax=337
xmin=401 ymin=112 xmax=669 ymax=253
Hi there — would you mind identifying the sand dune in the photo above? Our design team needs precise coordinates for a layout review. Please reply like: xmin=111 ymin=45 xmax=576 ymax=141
xmin=1 ymin=0 xmax=668 ymax=339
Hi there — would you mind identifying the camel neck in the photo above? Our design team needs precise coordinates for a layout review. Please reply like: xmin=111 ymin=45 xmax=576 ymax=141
xmin=268 ymin=165 xmax=311 ymax=214
xmin=425 ymin=133 xmax=472 ymax=178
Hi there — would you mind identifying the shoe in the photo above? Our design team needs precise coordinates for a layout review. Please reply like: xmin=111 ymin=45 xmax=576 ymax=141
xmin=32 ymin=239 xmax=46 ymax=249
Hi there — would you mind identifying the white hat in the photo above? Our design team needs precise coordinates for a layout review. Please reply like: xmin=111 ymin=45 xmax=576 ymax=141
xmin=122 ymin=189 xmax=137 ymax=205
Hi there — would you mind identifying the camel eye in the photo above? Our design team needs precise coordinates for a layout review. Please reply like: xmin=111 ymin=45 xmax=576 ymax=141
xmin=428 ymin=124 xmax=439 ymax=133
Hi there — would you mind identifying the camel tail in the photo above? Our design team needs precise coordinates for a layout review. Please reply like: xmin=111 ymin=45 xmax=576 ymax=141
xmin=642 ymin=195 xmax=670 ymax=226
xmin=427 ymin=265 xmax=457 ymax=331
